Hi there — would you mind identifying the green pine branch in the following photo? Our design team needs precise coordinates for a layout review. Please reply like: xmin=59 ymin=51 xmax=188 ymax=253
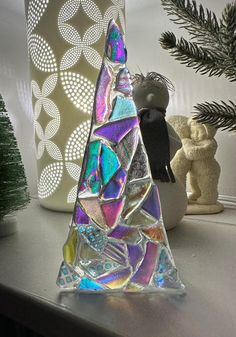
xmin=160 ymin=0 xmax=236 ymax=131
xmin=160 ymin=0 xmax=236 ymax=82
xmin=161 ymin=0 xmax=221 ymax=46
xmin=220 ymin=3 xmax=236 ymax=76
xmin=193 ymin=101 xmax=236 ymax=131
xmin=160 ymin=32 xmax=227 ymax=78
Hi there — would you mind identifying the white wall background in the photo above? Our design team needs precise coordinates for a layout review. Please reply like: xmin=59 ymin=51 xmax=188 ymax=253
xmin=0 ymin=0 xmax=235 ymax=199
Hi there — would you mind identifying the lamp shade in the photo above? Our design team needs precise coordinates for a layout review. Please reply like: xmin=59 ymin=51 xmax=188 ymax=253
xmin=24 ymin=0 xmax=125 ymax=211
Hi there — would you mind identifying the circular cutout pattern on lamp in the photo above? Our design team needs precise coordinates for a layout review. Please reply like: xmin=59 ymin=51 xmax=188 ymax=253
xmin=38 ymin=162 xmax=63 ymax=199
xmin=61 ymin=72 xmax=95 ymax=114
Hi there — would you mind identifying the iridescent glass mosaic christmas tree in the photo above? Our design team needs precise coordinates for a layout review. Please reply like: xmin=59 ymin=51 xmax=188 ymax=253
xmin=57 ymin=20 xmax=185 ymax=293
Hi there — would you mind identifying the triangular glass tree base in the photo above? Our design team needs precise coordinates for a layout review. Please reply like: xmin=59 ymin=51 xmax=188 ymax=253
xmin=57 ymin=20 xmax=185 ymax=294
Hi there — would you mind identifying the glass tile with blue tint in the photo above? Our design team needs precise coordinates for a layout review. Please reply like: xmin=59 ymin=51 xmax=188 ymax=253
xmin=78 ymin=278 xmax=105 ymax=291
xmin=110 ymin=96 xmax=137 ymax=122
xmin=100 ymin=144 xmax=120 ymax=186
xmin=156 ymin=246 xmax=173 ymax=273
xmin=84 ymin=141 xmax=101 ymax=194
xmin=78 ymin=224 xmax=107 ymax=252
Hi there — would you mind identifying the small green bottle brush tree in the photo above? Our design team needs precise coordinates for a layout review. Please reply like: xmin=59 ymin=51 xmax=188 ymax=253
xmin=160 ymin=0 xmax=236 ymax=131
xmin=0 ymin=94 xmax=30 ymax=224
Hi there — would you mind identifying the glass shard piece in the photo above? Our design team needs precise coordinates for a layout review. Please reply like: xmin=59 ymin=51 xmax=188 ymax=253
xmin=63 ymin=227 xmax=77 ymax=264
xmin=127 ymin=244 xmax=143 ymax=270
xmin=153 ymin=269 xmax=184 ymax=290
xmin=94 ymin=117 xmax=139 ymax=144
xmin=156 ymin=246 xmax=174 ymax=274
xmin=101 ymin=168 xmax=127 ymax=200
xmin=142 ymin=226 xmax=165 ymax=243
xmin=74 ymin=204 xmax=89 ymax=225
xmin=115 ymin=67 xmax=133 ymax=95
xmin=116 ymin=127 xmax=139 ymax=170
xmin=83 ymin=141 xmax=101 ymax=195
xmin=100 ymin=144 xmax=120 ymax=186
xmin=108 ymin=225 xmax=141 ymax=244
xmin=128 ymin=141 xmax=149 ymax=181
xmin=122 ymin=180 xmax=152 ymax=220
xmin=79 ymin=242 xmax=101 ymax=260
xmin=97 ymin=267 xmax=131 ymax=289
xmin=80 ymin=198 xmax=107 ymax=230
xmin=106 ymin=20 xmax=127 ymax=64
xmin=80 ymin=259 xmax=120 ymax=278
xmin=78 ymin=224 xmax=107 ymax=252
xmin=78 ymin=278 xmax=105 ymax=291
xmin=57 ymin=262 xmax=80 ymax=289
xmin=130 ymin=242 xmax=158 ymax=285
xmin=101 ymin=199 xmax=124 ymax=228
xmin=142 ymin=186 xmax=161 ymax=220
xmin=127 ymin=209 xmax=157 ymax=227
xmin=95 ymin=64 xmax=112 ymax=124
xmin=110 ymin=96 xmax=137 ymax=122
xmin=57 ymin=19 xmax=185 ymax=294
xmin=103 ymin=241 xmax=128 ymax=266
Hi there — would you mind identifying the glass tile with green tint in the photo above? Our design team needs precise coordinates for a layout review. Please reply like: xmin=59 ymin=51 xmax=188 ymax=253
xmin=100 ymin=143 xmax=120 ymax=186
xmin=84 ymin=141 xmax=101 ymax=194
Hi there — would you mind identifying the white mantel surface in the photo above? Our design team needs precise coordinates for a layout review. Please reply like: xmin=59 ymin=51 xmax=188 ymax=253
xmin=0 ymin=199 xmax=235 ymax=337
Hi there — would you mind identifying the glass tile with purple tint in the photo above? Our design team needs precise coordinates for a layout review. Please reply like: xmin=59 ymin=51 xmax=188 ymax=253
xmin=142 ymin=185 xmax=161 ymax=220
xmin=94 ymin=117 xmax=139 ymax=144
xmin=101 ymin=168 xmax=127 ymax=200
xmin=101 ymin=199 xmax=124 ymax=228
xmin=105 ymin=20 xmax=127 ymax=64
xmin=74 ymin=203 xmax=89 ymax=225
xmin=130 ymin=242 xmax=158 ymax=285
xmin=95 ymin=64 xmax=112 ymax=124
xmin=108 ymin=225 xmax=137 ymax=241
xmin=127 ymin=244 xmax=144 ymax=270
xmin=115 ymin=67 xmax=133 ymax=96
